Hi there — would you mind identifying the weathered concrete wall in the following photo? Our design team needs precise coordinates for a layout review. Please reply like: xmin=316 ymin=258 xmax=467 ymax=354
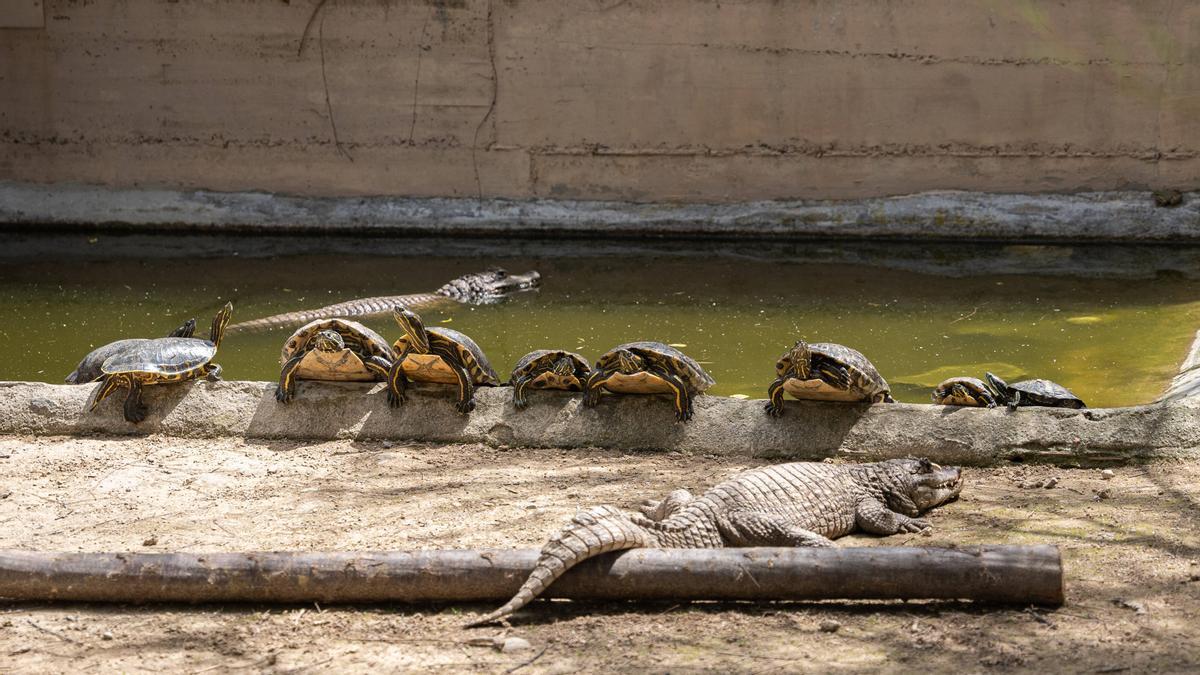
xmin=2 ymin=1 xmax=1198 ymax=202
xmin=3 ymin=381 xmax=1198 ymax=466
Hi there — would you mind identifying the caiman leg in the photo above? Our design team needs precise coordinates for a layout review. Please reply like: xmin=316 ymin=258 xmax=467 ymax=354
xmin=583 ymin=368 xmax=616 ymax=408
xmin=122 ymin=378 xmax=148 ymax=424
xmin=856 ymin=499 xmax=931 ymax=534
xmin=276 ymin=354 xmax=305 ymax=403
xmin=764 ymin=375 xmax=788 ymax=417
xmin=387 ymin=349 xmax=412 ymax=408
xmin=639 ymin=489 xmax=695 ymax=521
xmin=648 ymin=366 xmax=694 ymax=422
xmin=511 ymin=375 xmax=532 ymax=409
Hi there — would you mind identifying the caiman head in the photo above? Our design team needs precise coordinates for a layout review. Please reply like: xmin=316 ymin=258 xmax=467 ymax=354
xmin=437 ymin=268 xmax=541 ymax=305
xmin=866 ymin=458 xmax=964 ymax=516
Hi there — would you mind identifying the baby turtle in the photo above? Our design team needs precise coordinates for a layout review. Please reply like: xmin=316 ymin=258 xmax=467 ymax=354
xmin=276 ymin=318 xmax=395 ymax=403
xmin=388 ymin=306 xmax=500 ymax=413
xmin=931 ymin=377 xmax=998 ymax=408
xmin=766 ymin=340 xmax=893 ymax=417
xmin=89 ymin=303 xmax=232 ymax=423
xmin=986 ymin=372 xmax=1086 ymax=410
xmin=584 ymin=342 xmax=714 ymax=422
xmin=509 ymin=350 xmax=591 ymax=409
xmin=66 ymin=318 xmax=197 ymax=384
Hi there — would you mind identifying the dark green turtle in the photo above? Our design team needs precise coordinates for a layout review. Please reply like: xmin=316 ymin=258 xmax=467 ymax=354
xmin=985 ymin=372 xmax=1085 ymax=410
xmin=388 ymin=306 xmax=500 ymax=413
xmin=583 ymin=342 xmax=714 ymax=422
xmin=66 ymin=318 xmax=197 ymax=384
xmin=89 ymin=303 xmax=233 ymax=423
xmin=509 ymin=350 xmax=591 ymax=409
xmin=276 ymin=318 xmax=395 ymax=403
xmin=765 ymin=340 xmax=893 ymax=417
xmin=932 ymin=376 xmax=998 ymax=408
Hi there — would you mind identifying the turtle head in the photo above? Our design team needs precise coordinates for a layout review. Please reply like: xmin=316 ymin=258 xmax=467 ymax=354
xmin=437 ymin=268 xmax=541 ymax=305
xmin=614 ymin=349 xmax=644 ymax=374
xmin=551 ymin=356 xmax=576 ymax=377
xmin=984 ymin=372 xmax=1010 ymax=403
xmin=392 ymin=306 xmax=430 ymax=353
xmin=950 ymin=382 xmax=970 ymax=400
xmin=871 ymin=458 xmax=964 ymax=516
xmin=781 ymin=340 xmax=812 ymax=379
xmin=313 ymin=330 xmax=345 ymax=352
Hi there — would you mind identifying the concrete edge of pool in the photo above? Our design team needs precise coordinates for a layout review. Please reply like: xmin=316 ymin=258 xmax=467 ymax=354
xmin=2 ymin=380 xmax=1197 ymax=467
xmin=3 ymin=181 xmax=1200 ymax=241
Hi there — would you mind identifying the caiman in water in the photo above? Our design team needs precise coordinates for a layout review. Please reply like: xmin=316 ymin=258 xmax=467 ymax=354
xmin=226 ymin=268 xmax=540 ymax=334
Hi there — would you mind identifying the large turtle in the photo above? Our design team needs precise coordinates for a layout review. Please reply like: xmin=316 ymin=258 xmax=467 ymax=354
xmin=765 ymin=340 xmax=893 ymax=417
xmin=509 ymin=350 xmax=591 ymax=409
xmin=387 ymin=306 xmax=500 ymax=413
xmin=89 ymin=303 xmax=233 ymax=423
xmin=276 ymin=318 xmax=395 ymax=403
xmin=931 ymin=376 xmax=998 ymax=408
xmin=583 ymin=342 xmax=715 ymax=422
xmin=985 ymin=372 xmax=1085 ymax=410
xmin=66 ymin=318 xmax=197 ymax=384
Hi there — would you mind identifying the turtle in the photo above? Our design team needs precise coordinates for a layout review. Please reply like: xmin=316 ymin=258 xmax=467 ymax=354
xmin=931 ymin=376 xmax=998 ymax=408
xmin=509 ymin=350 xmax=591 ymax=409
xmin=89 ymin=303 xmax=233 ymax=423
xmin=985 ymin=372 xmax=1086 ymax=410
xmin=276 ymin=318 xmax=395 ymax=403
xmin=765 ymin=340 xmax=893 ymax=417
xmin=583 ymin=342 xmax=715 ymax=422
xmin=387 ymin=305 xmax=500 ymax=414
xmin=66 ymin=318 xmax=197 ymax=384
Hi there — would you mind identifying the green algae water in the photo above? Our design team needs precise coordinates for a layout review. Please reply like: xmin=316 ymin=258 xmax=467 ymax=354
xmin=2 ymin=234 xmax=1199 ymax=408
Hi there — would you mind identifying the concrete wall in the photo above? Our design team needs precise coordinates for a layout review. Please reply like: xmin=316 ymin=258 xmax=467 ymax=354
xmin=2 ymin=0 xmax=1197 ymax=202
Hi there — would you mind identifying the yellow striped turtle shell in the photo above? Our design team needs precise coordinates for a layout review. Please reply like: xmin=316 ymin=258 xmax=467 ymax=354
xmin=281 ymin=318 xmax=394 ymax=382
xmin=394 ymin=327 xmax=500 ymax=385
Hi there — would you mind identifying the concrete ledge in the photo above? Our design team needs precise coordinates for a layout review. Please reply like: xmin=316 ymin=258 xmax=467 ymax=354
xmin=3 ymin=182 xmax=1199 ymax=242
xmin=2 ymin=381 xmax=1197 ymax=467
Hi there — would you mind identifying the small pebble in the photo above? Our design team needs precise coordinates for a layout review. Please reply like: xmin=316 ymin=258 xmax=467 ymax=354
xmin=1043 ymin=477 xmax=1059 ymax=489
xmin=142 ymin=536 xmax=158 ymax=547
xmin=1096 ymin=489 xmax=1114 ymax=500
xmin=1100 ymin=469 xmax=1115 ymax=480
xmin=101 ymin=631 xmax=114 ymax=641
xmin=818 ymin=620 xmax=841 ymax=633
xmin=381 ymin=440 xmax=394 ymax=449
xmin=501 ymin=637 xmax=532 ymax=653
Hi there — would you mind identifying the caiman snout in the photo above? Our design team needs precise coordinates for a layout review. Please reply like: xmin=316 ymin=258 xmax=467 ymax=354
xmin=438 ymin=268 xmax=541 ymax=305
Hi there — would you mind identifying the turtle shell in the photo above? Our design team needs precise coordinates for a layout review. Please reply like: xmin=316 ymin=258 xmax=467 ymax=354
xmin=1010 ymin=378 xmax=1085 ymax=408
xmin=281 ymin=319 xmax=394 ymax=381
xmin=777 ymin=342 xmax=890 ymax=402
xmin=932 ymin=376 xmax=994 ymax=407
xmin=596 ymin=342 xmax=715 ymax=394
xmin=101 ymin=338 xmax=217 ymax=377
xmin=394 ymin=327 xmax=500 ymax=385
xmin=511 ymin=350 xmax=590 ymax=390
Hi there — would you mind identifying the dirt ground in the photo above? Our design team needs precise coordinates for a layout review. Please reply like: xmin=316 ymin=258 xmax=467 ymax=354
xmin=0 ymin=435 xmax=1198 ymax=673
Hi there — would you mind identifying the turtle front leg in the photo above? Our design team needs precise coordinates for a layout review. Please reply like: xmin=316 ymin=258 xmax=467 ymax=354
xmin=583 ymin=369 xmax=614 ymax=408
xmin=512 ymin=375 xmax=532 ymax=409
xmin=387 ymin=350 xmax=411 ymax=408
xmin=814 ymin=360 xmax=853 ymax=392
xmin=650 ymin=367 xmax=694 ymax=422
xmin=122 ymin=378 xmax=148 ymax=424
xmin=276 ymin=354 xmax=305 ymax=403
xmin=89 ymin=374 xmax=126 ymax=412
xmin=764 ymin=375 xmax=788 ymax=417
xmin=445 ymin=359 xmax=476 ymax=415
xmin=979 ymin=389 xmax=998 ymax=408
xmin=1007 ymin=390 xmax=1020 ymax=411
xmin=363 ymin=356 xmax=393 ymax=382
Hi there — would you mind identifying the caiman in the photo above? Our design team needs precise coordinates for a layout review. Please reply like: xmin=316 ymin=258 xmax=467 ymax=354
xmin=466 ymin=458 xmax=963 ymax=626
xmin=226 ymin=268 xmax=540 ymax=334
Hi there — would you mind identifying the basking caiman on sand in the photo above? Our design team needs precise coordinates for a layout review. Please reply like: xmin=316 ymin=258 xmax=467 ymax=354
xmin=226 ymin=268 xmax=540 ymax=334
xmin=467 ymin=458 xmax=964 ymax=626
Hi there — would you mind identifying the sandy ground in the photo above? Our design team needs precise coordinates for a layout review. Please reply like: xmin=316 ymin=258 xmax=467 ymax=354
xmin=0 ymin=435 xmax=1198 ymax=673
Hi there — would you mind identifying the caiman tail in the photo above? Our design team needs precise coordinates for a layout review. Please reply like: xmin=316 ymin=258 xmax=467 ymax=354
xmin=225 ymin=268 xmax=540 ymax=334
xmin=464 ymin=506 xmax=661 ymax=627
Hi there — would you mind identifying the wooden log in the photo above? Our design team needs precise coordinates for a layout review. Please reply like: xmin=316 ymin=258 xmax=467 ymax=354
xmin=0 ymin=546 xmax=1064 ymax=606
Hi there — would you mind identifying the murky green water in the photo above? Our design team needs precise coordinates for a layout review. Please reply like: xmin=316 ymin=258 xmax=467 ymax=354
xmin=2 ymin=234 xmax=1198 ymax=407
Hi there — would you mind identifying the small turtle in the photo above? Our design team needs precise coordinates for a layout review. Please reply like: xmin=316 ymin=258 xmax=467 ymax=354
xmin=931 ymin=377 xmax=998 ymax=408
xmin=985 ymin=372 xmax=1085 ymax=410
xmin=388 ymin=306 xmax=500 ymax=413
xmin=583 ymin=342 xmax=715 ymax=422
xmin=66 ymin=318 xmax=197 ymax=384
xmin=89 ymin=303 xmax=233 ymax=423
xmin=509 ymin=350 xmax=591 ymax=409
xmin=765 ymin=340 xmax=893 ymax=417
xmin=276 ymin=318 xmax=395 ymax=403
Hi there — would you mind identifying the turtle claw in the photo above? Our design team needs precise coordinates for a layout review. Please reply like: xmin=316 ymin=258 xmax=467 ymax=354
xmin=275 ymin=386 xmax=292 ymax=404
xmin=456 ymin=399 xmax=476 ymax=415
xmin=388 ymin=389 xmax=406 ymax=408
xmin=124 ymin=404 xmax=148 ymax=424
xmin=764 ymin=401 xmax=784 ymax=418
